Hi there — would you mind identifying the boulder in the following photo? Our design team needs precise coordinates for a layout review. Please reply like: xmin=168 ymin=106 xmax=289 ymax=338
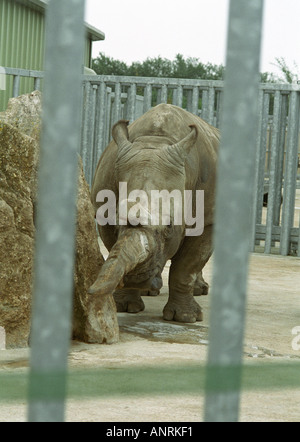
xmin=0 ymin=92 xmax=119 ymax=348
xmin=0 ymin=122 xmax=36 ymax=348
xmin=0 ymin=90 xmax=42 ymax=141
xmin=73 ymin=160 xmax=119 ymax=344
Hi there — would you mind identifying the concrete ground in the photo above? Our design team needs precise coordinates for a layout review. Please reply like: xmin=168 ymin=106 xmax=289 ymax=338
xmin=0 ymin=251 xmax=299 ymax=422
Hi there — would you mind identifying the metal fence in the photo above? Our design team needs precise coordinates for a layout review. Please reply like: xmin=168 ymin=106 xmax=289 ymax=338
xmin=81 ymin=76 xmax=300 ymax=257
xmin=0 ymin=67 xmax=44 ymax=110
xmin=1 ymin=0 xmax=299 ymax=423
xmin=2 ymin=62 xmax=300 ymax=258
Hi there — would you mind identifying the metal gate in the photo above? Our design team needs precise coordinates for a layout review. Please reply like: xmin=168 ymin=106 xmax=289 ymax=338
xmin=2 ymin=52 xmax=299 ymax=257
xmin=81 ymin=77 xmax=300 ymax=257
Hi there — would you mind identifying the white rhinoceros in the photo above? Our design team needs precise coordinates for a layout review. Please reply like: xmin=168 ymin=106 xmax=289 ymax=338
xmin=89 ymin=103 xmax=219 ymax=323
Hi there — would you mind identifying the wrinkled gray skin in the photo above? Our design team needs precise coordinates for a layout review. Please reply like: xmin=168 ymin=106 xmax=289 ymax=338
xmin=89 ymin=104 xmax=219 ymax=323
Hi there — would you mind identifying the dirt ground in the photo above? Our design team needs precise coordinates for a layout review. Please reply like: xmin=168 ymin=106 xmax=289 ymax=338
xmin=0 ymin=249 xmax=299 ymax=422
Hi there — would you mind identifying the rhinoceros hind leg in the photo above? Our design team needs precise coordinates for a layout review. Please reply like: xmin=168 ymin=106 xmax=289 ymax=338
xmin=193 ymin=272 xmax=209 ymax=296
xmin=113 ymin=289 xmax=145 ymax=313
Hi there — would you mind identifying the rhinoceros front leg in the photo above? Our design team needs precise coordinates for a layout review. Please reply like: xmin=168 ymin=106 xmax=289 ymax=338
xmin=163 ymin=225 xmax=213 ymax=323
xmin=113 ymin=288 xmax=145 ymax=313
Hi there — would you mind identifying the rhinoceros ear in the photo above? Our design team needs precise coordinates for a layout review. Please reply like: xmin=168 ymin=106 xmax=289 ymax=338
xmin=112 ymin=120 xmax=133 ymax=158
xmin=167 ymin=125 xmax=198 ymax=165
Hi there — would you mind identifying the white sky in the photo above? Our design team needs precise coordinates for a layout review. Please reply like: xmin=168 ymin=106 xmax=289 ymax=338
xmin=85 ymin=0 xmax=300 ymax=76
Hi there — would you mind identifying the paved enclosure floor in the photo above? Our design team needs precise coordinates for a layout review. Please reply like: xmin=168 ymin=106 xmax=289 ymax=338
xmin=0 ymin=252 xmax=299 ymax=422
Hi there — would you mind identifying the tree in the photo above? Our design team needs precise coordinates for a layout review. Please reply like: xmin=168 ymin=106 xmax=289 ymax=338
xmin=92 ymin=53 xmax=129 ymax=76
xmin=92 ymin=52 xmax=284 ymax=84
xmin=260 ymin=71 xmax=277 ymax=83
xmin=128 ymin=57 xmax=173 ymax=77
xmin=272 ymin=57 xmax=300 ymax=83
xmin=92 ymin=52 xmax=225 ymax=80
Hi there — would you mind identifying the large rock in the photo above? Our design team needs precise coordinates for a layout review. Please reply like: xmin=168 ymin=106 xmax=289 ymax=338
xmin=0 ymin=92 xmax=119 ymax=347
xmin=0 ymin=90 xmax=42 ymax=141
xmin=0 ymin=122 xmax=36 ymax=347
xmin=73 ymin=160 xmax=119 ymax=344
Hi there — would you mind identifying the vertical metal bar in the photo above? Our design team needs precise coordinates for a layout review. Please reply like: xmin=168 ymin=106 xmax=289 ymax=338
xmin=175 ymin=85 xmax=183 ymax=107
xmin=186 ymin=89 xmax=193 ymax=112
xmin=201 ymin=89 xmax=209 ymax=121
xmin=28 ymin=0 xmax=86 ymax=422
xmin=204 ymin=0 xmax=264 ymax=422
xmin=172 ymin=88 xmax=177 ymax=105
xmin=94 ymin=81 xmax=107 ymax=168
xmin=215 ymin=89 xmax=223 ymax=129
xmin=143 ymin=84 xmax=152 ymax=112
xmin=112 ymin=82 xmax=122 ymax=125
xmin=265 ymin=90 xmax=281 ymax=253
xmin=258 ymin=92 xmax=270 ymax=219
xmin=250 ymin=89 xmax=264 ymax=250
xmin=34 ymin=77 xmax=41 ymax=91
xmin=160 ymin=84 xmax=168 ymax=104
xmin=81 ymin=81 xmax=92 ymax=185
xmin=250 ymin=91 xmax=270 ymax=250
xmin=126 ymin=83 xmax=137 ymax=123
xmin=274 ymin=93 xmax=288 ymax=226
xmin=13 ymin=74 xmax=20 ymax=97
xmin=105 ymin=86 xmax=113 ymax=144
xmin=86 ymin=83 xmax=98 ymax=186
xmin=298 ymin=214 xmax=300 ymax=258
xmin=156 ymin=87 xmax=162 ymax=105
xmin=280 ymin=91 xmax=300 ymax=255
xmin=191 ymin=86 xmax=199 ymax=115
xmin=207 ymin=86 xmax=215 ymax=125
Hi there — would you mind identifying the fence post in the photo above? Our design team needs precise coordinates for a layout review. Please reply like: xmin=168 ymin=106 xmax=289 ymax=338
xmin=27 ymin=0 xmax=86 ymax=422
xmin=12 ymin=74 xmax=20 ymax=97
xmin=265 ymin=90 xmax=282 ymax=253
xmin=280 ymin=90 xmax=300 ymax=256
xmin=204 ymin=0 xmax=264 ymax=422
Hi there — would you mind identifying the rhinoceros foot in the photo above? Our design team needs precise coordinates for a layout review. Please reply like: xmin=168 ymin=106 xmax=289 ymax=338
xmin=193 ymin=280 xmax=209 ymax=296
xmin=163 ymin=298 xmax=203 ymax=323
xmin=114 ymin=289 xmax=145 ymax=313
xmin=144 ymin=289 xmax=160 ymax=296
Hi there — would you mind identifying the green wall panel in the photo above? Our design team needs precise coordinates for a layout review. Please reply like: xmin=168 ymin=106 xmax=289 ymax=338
xmin=0 ymin=0 xmax=94 ymax=111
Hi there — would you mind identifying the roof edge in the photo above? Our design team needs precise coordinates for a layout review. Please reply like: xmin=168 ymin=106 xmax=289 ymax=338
xmin=15 ymin=0 xmax=47 ymax=12
xmin=15 ymin=0 xmax=105 ymax=41
xmin=85 ymin=23 xmax=105 ymax=41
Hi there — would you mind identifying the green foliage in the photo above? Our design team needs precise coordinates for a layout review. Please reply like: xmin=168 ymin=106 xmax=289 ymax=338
xmin=92 ymin=52 xmax=225 ymax=80
xmin=92 ymin=53 xmax=129 ymax=76
xmin=92 ymin=52 xmax=289 ymax=85
xmin=260 ymin=71 xmax=277 ymax=83
xmin=272 ymin=57 xmax=300 ymax=84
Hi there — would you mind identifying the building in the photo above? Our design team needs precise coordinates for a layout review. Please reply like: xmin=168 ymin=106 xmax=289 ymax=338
xmin=0 ymin=0 xmax=105 ymax=110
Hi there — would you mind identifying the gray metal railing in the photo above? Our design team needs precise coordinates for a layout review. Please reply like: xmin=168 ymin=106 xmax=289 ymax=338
xmin=2 ymin=66 xmax=299 ymax=257
xmin=2 ymin=66 xmax=299 ymax=256
xmin=80 ymin=76 xmax=300 ymax=257
xmin=0 ymin=67 xmax=44 ymax=100
xmin=27 ymin=0 xmax=86 ymax=422
xmin=205 ymin=0 xmax=264 ymax=421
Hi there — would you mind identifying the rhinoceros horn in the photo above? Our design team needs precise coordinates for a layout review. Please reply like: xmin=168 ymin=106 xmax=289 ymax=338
xmin=88 ymin=229 xmax=152 ymax=295
xmin=166 ymin=125 xmax=198 ymax=165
